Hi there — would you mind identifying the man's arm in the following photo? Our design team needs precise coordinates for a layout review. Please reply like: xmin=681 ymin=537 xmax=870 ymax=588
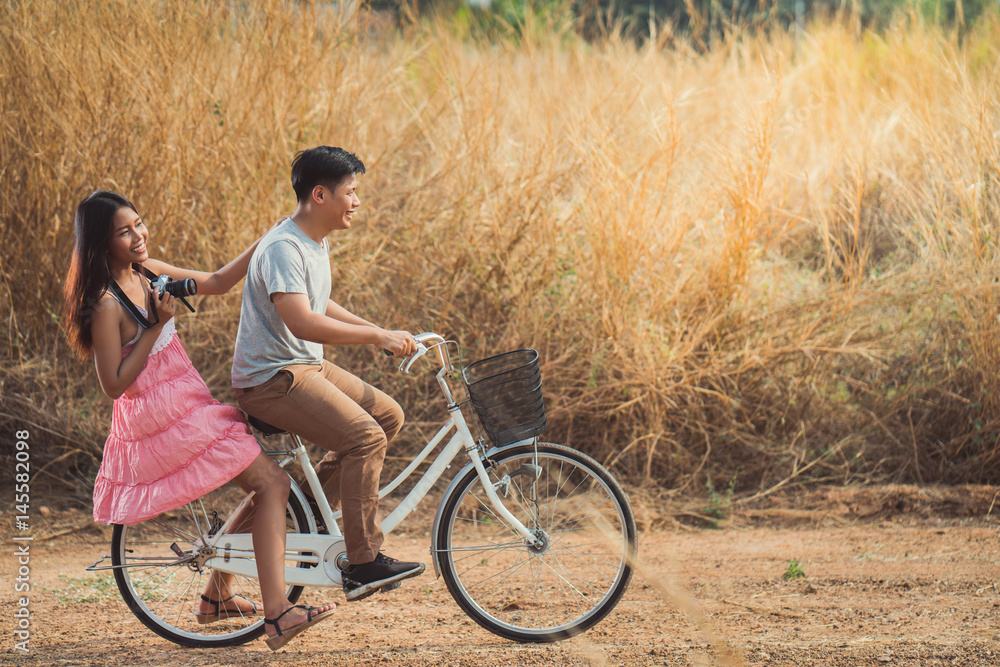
xmin=273 ymin=292 xmax=416 ymax=356
xmin=325 ymin=299 xmax=374 ymax=327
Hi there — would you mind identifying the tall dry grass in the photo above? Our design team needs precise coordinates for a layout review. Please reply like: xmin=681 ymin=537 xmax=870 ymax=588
xmin=3 ymin=0 xmax=1000 ymax=500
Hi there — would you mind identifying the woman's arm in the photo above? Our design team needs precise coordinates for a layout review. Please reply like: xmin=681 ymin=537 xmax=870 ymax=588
xmin=143 ymin=218 xmax=285 ymax=296
xmin=143 ymin=237 xmax=261 ymax=297
xmin=91 ymin=289 xmax=175 ymax=400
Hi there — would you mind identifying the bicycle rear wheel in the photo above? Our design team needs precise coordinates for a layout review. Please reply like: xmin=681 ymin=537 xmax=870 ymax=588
xmin=111 ymin=480 xmax=310 ymax=647
xmin=435 ymin=442 xmax=637 ymax=642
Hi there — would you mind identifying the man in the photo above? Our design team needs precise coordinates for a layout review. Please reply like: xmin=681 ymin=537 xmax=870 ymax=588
xmin=232 ymin=146 xmax=424 ymax=601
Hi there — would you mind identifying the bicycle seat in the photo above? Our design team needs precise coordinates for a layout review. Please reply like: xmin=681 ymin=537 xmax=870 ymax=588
xmin=246 ymin=415 xmax=287 ymax=436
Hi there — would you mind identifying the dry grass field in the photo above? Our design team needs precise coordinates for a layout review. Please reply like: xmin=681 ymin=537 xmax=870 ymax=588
xmin=3 ymin=0 xmax=1000 ymax=501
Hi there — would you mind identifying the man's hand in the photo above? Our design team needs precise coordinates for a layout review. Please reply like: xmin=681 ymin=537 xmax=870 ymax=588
xmin=379 ymin=330 xmax=418 ymax=358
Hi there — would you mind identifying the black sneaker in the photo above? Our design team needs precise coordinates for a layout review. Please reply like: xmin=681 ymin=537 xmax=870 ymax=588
xmin=342 ymin=553 xmax=425 ymax=601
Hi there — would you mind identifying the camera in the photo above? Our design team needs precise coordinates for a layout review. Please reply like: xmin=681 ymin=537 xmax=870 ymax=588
xmin=150 ymin=274 xmax=198 ymax=298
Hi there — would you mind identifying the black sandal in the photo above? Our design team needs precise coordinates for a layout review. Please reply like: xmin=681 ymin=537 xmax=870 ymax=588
xmin=193 ymin=594 xmax=259 ymax=624
xmin=264 ymin=604 xmax=337 ymax=651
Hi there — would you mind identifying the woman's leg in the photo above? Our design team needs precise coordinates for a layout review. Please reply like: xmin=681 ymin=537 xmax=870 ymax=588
xmin=198 ymin=500 xmax=258 ymax=615
xmin=230 ymin=453 xmax=335 ymax=637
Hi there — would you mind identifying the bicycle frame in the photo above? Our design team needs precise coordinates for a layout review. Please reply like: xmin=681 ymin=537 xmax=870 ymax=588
xmin=193 ymin=333 xmax=542 ymax=588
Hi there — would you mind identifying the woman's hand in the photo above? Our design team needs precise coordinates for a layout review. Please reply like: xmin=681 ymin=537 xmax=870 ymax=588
xmin=143 ymin=280 xmax=176 ymax=326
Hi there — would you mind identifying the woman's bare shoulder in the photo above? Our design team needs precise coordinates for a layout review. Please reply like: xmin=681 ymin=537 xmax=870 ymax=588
xmin=92 ymin=292 xmax=124 ymax=323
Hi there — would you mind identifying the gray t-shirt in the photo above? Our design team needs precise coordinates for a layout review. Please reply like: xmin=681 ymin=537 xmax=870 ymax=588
xmin=232 ymin=218 xmax=330 ymax=388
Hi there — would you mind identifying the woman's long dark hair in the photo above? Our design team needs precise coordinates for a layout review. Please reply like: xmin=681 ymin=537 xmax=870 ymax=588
xmin=64 ymin=190 xmax=138 ymax=358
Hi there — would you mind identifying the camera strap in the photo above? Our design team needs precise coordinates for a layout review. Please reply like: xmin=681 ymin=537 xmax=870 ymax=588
xmin=107 ymin=264 xmax=195 ymax=330
xmin=107 ymin=276 xmax=157 ymax=329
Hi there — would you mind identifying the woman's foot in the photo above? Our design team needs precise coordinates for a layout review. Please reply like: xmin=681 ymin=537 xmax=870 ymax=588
xmin=194 ymin=594 xmax=260 ymax=624
xmin=264 ymin=602 xmax=337 ymax=651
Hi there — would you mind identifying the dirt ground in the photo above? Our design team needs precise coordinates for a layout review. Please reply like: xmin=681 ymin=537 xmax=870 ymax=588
xmin=2 ymin=485 xmax=1000 ymax=666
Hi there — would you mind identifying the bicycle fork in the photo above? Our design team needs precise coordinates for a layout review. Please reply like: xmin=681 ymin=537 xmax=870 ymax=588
xmin=467 ymin=444 xmax=545 ymax=548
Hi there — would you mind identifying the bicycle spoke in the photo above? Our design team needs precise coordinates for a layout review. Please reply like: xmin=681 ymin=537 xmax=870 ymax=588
xmin=547 ymin=513 xmax=624 ymax=548
xmin=143 ymin=516 xmax=200 ymax=545
xmin=549 ymin=542 xmax=626 ymax=572
xmin=465 ymin=490 xmax=530 ymax=543
xmin=542 ymin=549 xmax=616 ymax=597
xmin=456 ymin=547 xmax=530 ymax=594
xmin=446 ymin=537 xmax=529 ymax=555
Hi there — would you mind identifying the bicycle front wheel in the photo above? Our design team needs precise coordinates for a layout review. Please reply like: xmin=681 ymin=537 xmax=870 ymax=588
xmin=435 ymin=442 xmax=637 ymax=642
xmin=111 ymin=480 xmax=310 ymax=648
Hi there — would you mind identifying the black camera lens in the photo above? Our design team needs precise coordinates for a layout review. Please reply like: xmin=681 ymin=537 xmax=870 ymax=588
xmin=164 ymin=278 xmax=197 ymax=298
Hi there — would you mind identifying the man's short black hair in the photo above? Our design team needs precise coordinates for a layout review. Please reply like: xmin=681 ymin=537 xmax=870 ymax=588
xmin=290 ymin=146 xmax=366 ymax=202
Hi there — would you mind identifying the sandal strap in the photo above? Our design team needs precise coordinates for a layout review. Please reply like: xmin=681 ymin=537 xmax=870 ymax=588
xmin=199 ymin=594 xmax=235 ymax=612
xmin=264 ymin=605 xmax=315 ymax=637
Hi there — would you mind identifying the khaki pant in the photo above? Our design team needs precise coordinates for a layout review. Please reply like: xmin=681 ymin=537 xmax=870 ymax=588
xmin=235 ymin=361 xmax=404 ymax=563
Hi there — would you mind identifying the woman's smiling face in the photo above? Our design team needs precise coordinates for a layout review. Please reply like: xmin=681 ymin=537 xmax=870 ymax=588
xmin=106 ymin=206 xmax=149 ymax=268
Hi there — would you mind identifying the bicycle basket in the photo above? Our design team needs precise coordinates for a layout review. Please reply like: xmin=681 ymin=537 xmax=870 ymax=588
xmin=462 ymin=348 xmax=547 ymax=447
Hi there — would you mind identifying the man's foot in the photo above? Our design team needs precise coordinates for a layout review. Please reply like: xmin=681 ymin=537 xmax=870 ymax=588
xmin=342 ymin=553 xmax=425 ymax=601
xmin=194 ymin=594 xmax=259 ymax=624
xmin=264 ymin=603 xmax=337 ymax=651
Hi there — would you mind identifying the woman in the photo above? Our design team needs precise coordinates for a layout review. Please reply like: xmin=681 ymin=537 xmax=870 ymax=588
xmin=63 ymin=190 xmax=335 ymax=650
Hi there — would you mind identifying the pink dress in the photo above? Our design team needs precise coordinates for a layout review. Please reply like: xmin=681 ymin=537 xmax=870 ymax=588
xmin=92 ymin=313 xmax=261 ymax=525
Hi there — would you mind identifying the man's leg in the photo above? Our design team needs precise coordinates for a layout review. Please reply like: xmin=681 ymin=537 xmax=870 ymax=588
xmin=236 ymin=363 xmax=386 ymax=562
xmin=236 ymin=363 xmax=423 ymax=601
xmin=312 ymin=361 xmax=405 ymax=513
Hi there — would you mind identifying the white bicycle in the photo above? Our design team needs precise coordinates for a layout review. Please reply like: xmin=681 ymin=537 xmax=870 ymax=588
xmin=88 ymin=333 xmax=638 ymax=647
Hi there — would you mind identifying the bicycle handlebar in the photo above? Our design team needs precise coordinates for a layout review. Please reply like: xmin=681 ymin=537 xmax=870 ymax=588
xmin=386 ymin=332 xmax=450 ymax=374
xmin=413 ymin=332 xmax=447 ymax=349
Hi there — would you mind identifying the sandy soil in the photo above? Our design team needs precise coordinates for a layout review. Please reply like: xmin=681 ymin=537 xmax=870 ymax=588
xmin=2 ymin=491 xmax=999 ymax=666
